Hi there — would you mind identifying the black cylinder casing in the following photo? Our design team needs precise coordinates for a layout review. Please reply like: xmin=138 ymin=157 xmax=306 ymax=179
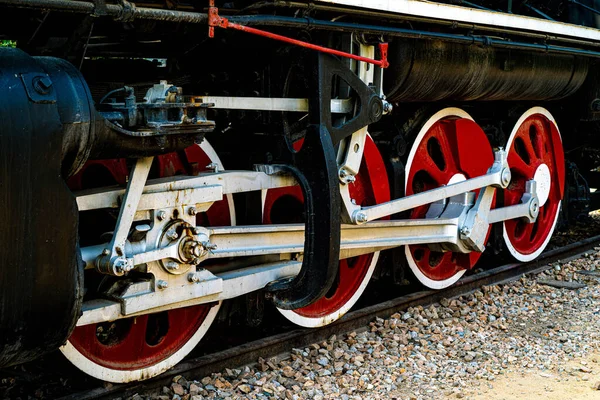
xmin=0 ymin=48 xmax=87 ymax=367
xmin=384 ymin=39 xmax=589 ymax=102
xmin=0 ymin=48 xmax=207 ymax=368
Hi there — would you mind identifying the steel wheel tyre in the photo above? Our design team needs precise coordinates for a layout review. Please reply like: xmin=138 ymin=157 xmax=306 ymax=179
xmin=502 ymin=107 xmax=565 ymax=262
xmin=404 ymin=108 xmax=494 ymax=289
xmin=61 ymin=141 xmax=233 ymax=383
xmin=264 ymin=135 xmax=390 ymax=328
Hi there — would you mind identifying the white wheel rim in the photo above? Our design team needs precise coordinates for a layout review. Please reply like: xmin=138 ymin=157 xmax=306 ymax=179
xmin=61 ymin=140 xmax=232 ymax=382
xmin=276 ymin=253 xmax=379 ymax=328
xmin=60 ymin=304 xmax=221 ymax=383
xmin=502 ymin=107 xmax=562 ymax=262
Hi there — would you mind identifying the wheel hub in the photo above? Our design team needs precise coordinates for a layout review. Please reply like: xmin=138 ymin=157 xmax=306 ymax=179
xmin=533 ymin=163 xmax=551 ymax=207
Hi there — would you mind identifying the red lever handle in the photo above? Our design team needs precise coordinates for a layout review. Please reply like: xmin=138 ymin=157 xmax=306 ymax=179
xmin=208 ymin=0 xmax=389 ymax=68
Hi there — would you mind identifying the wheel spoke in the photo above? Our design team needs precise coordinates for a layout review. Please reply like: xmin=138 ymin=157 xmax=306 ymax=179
xmin=432 ymin=123 xmax=459 ymax=170
xmin=509 ymin=151 xmax=536 ymax=178
xmin=119 ymin=316 xmax=150 ymax=354
xmin=522 ymin=125 xmax=542 ymax=162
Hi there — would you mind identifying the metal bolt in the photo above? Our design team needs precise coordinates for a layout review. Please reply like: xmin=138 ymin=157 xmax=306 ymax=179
xmin=530 ymin=199 xmax=540 ymax=218
xmin=206 ymin=162 xmax=220 ymax=172
xmin=382 ymin=100 xmax=393 ymax=115
xmin=157 ymin=280 xmax=168 ymax=289
xmin=113 ymin=258 xmax=133 ymax=274
xmin=165 ymin=261 xmax=180 ymax=271
xmin=460 ymin=226 xmax=471 ymax=237
xmin=102 ymin=248 xmax=110 ymax=256
xmin=157 ymin=210 xmax=167 ymax=221
xmin=188 ymin=206 xmax=198 ymax=216
xmin=355 ymin=212 xmax=368 ymax=224
xmin=166 ymin=230 xmax=179 ymax=241
xmin=114 ymin=259 xmax=126 ymax=274
xmin=33 ymin=75 xmax=52 ymax=95
xmin=188 ymin=273 xmax=201 ymax=283
xmin=203 ymin=241 xmax=217 ymax=251
xmin=501 ymin=168 xmax=511 ymax=187
xmin=339 ymin=169 xmax=356 ymax=185
xmin=183 ymin=240 xmax=205 ymax=260
xmin=192 ymin=243 xmax=203 ymax=257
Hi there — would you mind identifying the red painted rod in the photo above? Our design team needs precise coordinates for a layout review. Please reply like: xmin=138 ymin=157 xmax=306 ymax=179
xmin=208 ymin=0 xmax=389 ymax=69
xmin=227 ymin=22 xmax=389 ymax=68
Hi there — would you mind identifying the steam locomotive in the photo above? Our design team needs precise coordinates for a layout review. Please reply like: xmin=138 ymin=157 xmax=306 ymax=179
xmin=1 ymin=0 xmax=598 ymax=382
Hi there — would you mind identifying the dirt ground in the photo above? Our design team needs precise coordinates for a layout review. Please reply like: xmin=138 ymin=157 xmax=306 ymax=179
xmin=469 ymin=351 xmax=600 ymax=399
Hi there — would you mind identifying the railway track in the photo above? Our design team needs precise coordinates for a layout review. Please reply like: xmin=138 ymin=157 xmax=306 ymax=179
xmin=57 ymin=233 xmax=600 ymax=400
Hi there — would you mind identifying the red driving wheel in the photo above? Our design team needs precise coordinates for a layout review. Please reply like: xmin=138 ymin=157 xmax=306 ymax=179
xmin=404 ymin=108 xmax=494 ymax=289
xmin=264 ymin=135 xmax=390 ymax=327
xmin=503 ymin=108 xmax=564 ymax=261
xmin=62 ymin=141 xmax=232 ymax=382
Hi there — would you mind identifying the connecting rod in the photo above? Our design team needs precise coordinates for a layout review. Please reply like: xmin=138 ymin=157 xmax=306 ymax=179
xmin=351 ymin=149 xmax=511 ymax=223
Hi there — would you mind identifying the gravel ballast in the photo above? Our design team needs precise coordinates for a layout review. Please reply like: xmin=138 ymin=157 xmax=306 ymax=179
xmin=129 ymin=246 xmax=600 ymax=400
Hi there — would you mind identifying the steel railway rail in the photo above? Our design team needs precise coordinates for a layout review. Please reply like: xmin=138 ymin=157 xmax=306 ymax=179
xmin=54 ymin=233 xmax=600 ymax=400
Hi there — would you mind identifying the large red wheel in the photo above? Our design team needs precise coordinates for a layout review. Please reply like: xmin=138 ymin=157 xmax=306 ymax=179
xmin=503 ymin=107 xmax=565 ymax=261
xmin=264 ymin=135 xmax=390 ymax=327
xmin=61 ymin=141 xmax=233 ymax=382
xmin=404 ymin=108 xmax=494 ymax=289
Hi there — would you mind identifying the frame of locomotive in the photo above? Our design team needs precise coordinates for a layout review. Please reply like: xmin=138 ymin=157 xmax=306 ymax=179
xmin=73 ymin=43 xmax=541 ymax=326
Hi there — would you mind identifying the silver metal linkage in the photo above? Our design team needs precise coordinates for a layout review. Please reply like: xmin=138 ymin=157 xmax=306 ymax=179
xmin=95 ymin=156 xmax=154 ymax=276
xmin=351 ymin=148 xmax=511 ymax=224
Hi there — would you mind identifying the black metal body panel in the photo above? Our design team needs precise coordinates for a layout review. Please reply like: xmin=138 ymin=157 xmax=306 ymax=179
xmin=385 ymin=39 xmax=589 ymax=102
xmin=0 ymin=48 xmax=84 ymax=367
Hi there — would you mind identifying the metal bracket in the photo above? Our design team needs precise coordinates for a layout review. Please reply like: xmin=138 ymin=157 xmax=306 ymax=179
xmin=265 ymin=49 xmax=385 ymax=309
xmin=312 ymin=53 xmax=384 ymax=145
xmin=265 ymin=124 xmax=341 ymax=310
xmin=459 ymin=186 xmax=496 ymax=252
xmin=459 ymin=180 xmax=540 ymax=252
xmin=488 ymin=180 xmax=540 ymax=224
xmin=95 ymin=157 xmax=154 ymax=276
xmin=19 ymin=73 xmax=56 ymax=104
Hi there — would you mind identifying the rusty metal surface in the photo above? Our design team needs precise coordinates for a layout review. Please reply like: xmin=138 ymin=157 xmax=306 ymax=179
xmin=0 ymin=0 xmax=208 ymax=23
